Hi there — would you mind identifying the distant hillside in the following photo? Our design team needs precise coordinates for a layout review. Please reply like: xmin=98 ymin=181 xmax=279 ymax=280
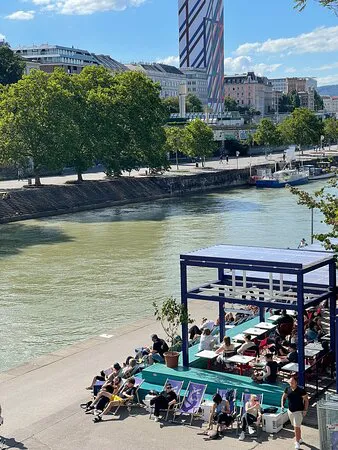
xmin=318 ymin=85 xmax=338 ymax=96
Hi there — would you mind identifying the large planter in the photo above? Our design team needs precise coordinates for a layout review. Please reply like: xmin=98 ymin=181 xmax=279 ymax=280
xmin=164 ymin=351 xmax=180 ymax=369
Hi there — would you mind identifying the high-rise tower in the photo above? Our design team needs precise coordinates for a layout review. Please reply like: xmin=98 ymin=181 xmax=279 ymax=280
xmin=178 ymin=0 xmax=224 ymax=113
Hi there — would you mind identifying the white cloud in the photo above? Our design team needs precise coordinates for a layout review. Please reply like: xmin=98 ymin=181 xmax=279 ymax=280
xmin=224 ymin=56 xmax=281 ymax=75
xmin=6 ymin=10 xmax=35 ymax=20
xmin=317 ymin=74 xmax=338 ymax=86
xmin=0 ymin=33 xmax=6 ymax=41
xmin=235 ymin=26 xmax=338 ymax=56
xmin=157 ymin=56 xmax=180 ymax=67
xmin=305 ymin=62 xmax=338 ymax=72
xmin=35 ymin=0 xmax=146 ymax=15
xmin=285 ymin=67 xmax=297 ymax=73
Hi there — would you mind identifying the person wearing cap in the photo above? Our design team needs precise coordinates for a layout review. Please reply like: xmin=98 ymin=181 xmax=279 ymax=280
xmin=281 ymin=376 xmax=308 ymax=449
xmin=150 ymin=383 xmax=178 ymax=422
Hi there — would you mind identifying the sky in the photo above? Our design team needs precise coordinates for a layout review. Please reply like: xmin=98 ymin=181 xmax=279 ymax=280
xmin=1 ymin=0 xmax=338 ymax=85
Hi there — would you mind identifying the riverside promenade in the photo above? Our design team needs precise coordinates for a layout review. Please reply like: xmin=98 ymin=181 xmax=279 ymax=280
xmin=0 ymin=147 xmax=336 ymax=191
xmin=0 ymin=301 xmax=321 ymax=450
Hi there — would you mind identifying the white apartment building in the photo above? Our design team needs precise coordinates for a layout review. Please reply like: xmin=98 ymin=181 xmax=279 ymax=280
xmin=270 ymin=77 xmax=317 ymax=94
xmin=322 ymin=95 xmax=338 ymax=113
xmin=125 ymin=63 xmax=186 ymax=98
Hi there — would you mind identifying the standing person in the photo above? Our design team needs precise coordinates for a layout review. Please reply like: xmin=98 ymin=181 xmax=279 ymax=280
xmin=281 ymin=376 xmax=309 ymax=449
xmin=150 ymin=383 xmax=177 ymax=422
xmin=298 ymin=238 xmax=308 ymax=249
xmin=219 ymin=154 xmax=223 ymax=164
xmin=225 ymin=155 xmax=229 ymax=164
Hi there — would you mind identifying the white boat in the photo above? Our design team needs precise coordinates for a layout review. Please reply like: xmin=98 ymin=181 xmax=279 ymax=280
xmin=256 ymin=168 xmax=309 ymax=188
xmin=303 ymin=165 xmax=336 ymax=181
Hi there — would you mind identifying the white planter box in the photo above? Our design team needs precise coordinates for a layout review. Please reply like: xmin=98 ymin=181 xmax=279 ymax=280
xmin=263 ymin=411 xmax=288 ymax=434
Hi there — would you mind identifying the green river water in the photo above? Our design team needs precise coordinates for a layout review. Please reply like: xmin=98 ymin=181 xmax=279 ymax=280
xmin=0 ymin=182 xmax=328 ymax=371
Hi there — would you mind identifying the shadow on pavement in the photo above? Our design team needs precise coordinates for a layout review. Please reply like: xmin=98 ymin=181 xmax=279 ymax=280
xmin=0 ymin=436 xmax=28 ymax=449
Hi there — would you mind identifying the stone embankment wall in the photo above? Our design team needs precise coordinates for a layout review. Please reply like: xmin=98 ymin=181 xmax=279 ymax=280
xmin=0 ymin=168 xmax=251 ymax=223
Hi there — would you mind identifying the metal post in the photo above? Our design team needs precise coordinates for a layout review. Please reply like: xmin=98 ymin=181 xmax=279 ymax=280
xmin=336 ymin=314 xmax=338 ymax=394
xmin=329 ymin=261 xmax=336 ymax=356
xmin=176 ymin=149 xmax=179 ymax=171
xmin=311 ymin=208 xmax=314 ymax=244
xmin=180 ymin=260 xmax=189 ymax=367
xmin=259 ymin=307 xmax=265 ymax=323
xmin=297 ymin=273 xmax=305 ymax=388
xmin=218 ymin=268 xmax=225 ymax=340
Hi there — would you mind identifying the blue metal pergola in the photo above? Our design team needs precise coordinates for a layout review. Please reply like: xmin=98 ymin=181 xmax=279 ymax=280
xmin=180 ymin=245 xmax=337 ymax=389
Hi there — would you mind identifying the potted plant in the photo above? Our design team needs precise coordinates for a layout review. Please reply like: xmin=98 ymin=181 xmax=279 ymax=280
xmin=153 ymin=297 xmax=193 ymax=369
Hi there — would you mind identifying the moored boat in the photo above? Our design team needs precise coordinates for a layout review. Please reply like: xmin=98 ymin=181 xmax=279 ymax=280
xmin=302 ymin=165 xmax=336 ymax=181
xmin=256 ymin=168 xmax=309 ymax=188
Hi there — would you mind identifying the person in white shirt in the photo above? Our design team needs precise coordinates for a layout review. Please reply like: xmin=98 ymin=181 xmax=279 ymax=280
xmin=238 ymin=335 xmax=256 ymax=355
xmin=198 ymin=329 xmax=215 ymax=351
xmin=200 ymin=318 xmax=215 ymax=332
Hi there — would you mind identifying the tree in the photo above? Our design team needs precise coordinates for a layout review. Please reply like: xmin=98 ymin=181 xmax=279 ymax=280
xmin=0 ymin=46 xmax=26 ymax=86
xmin=295 ymin=0 xmax=338 ymax=11
xmin=290 ymin=179 xmax=338 ymax=253
xmin=164 ymin=126 xmax=187 ymax=169
xmin=314 ymin=90 xmax=324 ymax=111
xmin=186 ymin=94 xmax=203 ymax=112
xmin=224 ymin=96 xmax=239 ymax=111
xmin=0 ymin=69 xmax=73 ymax=185
xmin=254 ymin=118 xmax=281 ymax=146
xmin=324 ymin=117 xmax=338 ymax=145
xmin=162 ymin=96 xmax=179 ymax=114
xmin=278 ymin=108 xmax=323 ymax=149
xmin=184 ymin=119 xmax=216 ymax=166
xmin=279 ymin=94 xmax=293 ymax=113
xmin=290 ymin=91 xmax=301 ymax=110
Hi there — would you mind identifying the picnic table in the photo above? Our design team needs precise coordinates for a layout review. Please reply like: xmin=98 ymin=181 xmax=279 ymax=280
xmin=232 ymin=333 xmax=246 ymax=343
xmin=305 ymin=342 xmax=323 ymax=351
xmin=280 ymin=362 xmax=311 ymax=373
xmin=227 ymin=355 xmax=255 ymax=375
xmin=267 ymin=315 xmax=281 ymax=322
xmin=243 ymin=327 xmax=266 ymax=337
xmin=256 ymin=322 xmax=276 ymax=331
xmin=195 ymin=350 xmax=218 ymax=369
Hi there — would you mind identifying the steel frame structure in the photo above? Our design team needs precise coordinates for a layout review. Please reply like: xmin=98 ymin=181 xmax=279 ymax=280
xmin=180 ymin=245 xmax=336 ymax=389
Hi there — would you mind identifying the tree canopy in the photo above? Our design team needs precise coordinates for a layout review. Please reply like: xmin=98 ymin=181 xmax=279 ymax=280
xmin=295 ymin=0 xmax=338 ymax=11
xmin=278 ymin=108 xmax=323 ymax=148
xmin=184 ymin=119 xmax=215 ymax=165
xmin=324 ymin=117 xmax=338 ymax=144
xmin=254 ymin=118 xmax=281 ymax=146
xmin=0 ymin=46 xmax=26 ymax=86
xmin=162 ymin=94 xmax=203 ymax=115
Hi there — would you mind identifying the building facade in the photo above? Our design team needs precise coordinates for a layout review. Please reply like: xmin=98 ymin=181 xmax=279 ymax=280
xmin=178 ymin=0 xmax=224 ymax=112
xmin=14 ymin=44 xmax=127 ymax=74
xmin=125 ymin=63 xmax=186 ymax=98
xmin=298 ymin=90 xmax=315 ymax=111
xmin=270 ymin=77 xmax=317 ymax=94
xmin=322 ymin=95 xmax=338 ymax=113
xmin=181 ymin=67 xmax=208 ymax=106
xmin=224 ymin=72 xmax=273 ymax=115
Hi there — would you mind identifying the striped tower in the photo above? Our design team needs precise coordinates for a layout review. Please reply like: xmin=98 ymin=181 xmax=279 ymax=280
xmin=179 ymin=0 xmax=224 ymax=113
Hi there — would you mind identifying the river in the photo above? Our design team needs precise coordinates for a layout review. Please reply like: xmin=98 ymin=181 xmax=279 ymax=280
xmin=0 ymin=182 xmax=329 ymax=371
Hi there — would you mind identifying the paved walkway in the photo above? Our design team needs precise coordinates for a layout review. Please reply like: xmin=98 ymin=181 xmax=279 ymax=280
xmin=0 ymin=147 xmax=336 ymax=191
xmin=0 ymin=301 xmax=321 ymax=449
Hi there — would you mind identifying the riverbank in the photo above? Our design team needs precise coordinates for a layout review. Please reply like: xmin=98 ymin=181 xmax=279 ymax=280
xmin=0 ymin=167 xmax=252 ymax=224
xmin=0 ymin=300 xmax=320 ymax=450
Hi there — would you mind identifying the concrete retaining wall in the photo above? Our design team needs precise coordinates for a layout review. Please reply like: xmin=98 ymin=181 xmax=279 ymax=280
xmin=0 ymin=168 xmax=251 ymax=224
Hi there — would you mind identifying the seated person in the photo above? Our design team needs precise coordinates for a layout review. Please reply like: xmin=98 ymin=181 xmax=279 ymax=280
xmin=278 ymin=343 xmax=298 ymax=368
xmin=198 ymin=328 xmax=215 ymax=351
xmin=150 ymin=334 xmax=169 ymax=363
xmin=93 ymin=377 xmax=137 ymax=422
xmin=86 ymin=376 xmax=122 ymax=413
xmin=200 ymin=317 xmax=215 ymax=332
xmin=305 ymin=322 xmax=319 ymax=342
xmin=150 ymin=383 xmax=178 ymax=422
xmin=86 ymin=362 xmax=122 ymax=390
xmin=208 ymin=393 xmax=234 ymax=432
xmin=121 ymin=358 xmax=138 ymax=378
xmin=224 ymin=312 xmax=235 ymax=324
xmin=238 ymin=394 xmax=262 ymax=441
xmin=238 ymin=335 xmax=257 ymax=356
xmin=273 ymin=310 xmax=294 ymax=327
xmin=216 ymin=336 xmax=235 ymax=365
xmin=270 ymin=336 xmax=288 ymax=356
xmin=252 ymin=353 xmax=278 ymax=384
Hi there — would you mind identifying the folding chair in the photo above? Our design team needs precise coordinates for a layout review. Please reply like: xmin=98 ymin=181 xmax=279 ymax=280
xmin=149 ymin=379 xmax=184 ymax=420
xmin=217 ymin=388 xmax=237 ymax=430
xmin=110 ymin=377 xmax=144 ymax=416
xmin=172 ymin=381 xmax=207 ymax=425
xmin=237 ymin=393 xmax=263 ymax=436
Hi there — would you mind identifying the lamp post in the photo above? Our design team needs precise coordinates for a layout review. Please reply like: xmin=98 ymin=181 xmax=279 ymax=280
xmin=311 ymin=207 xmax=314 ymax=244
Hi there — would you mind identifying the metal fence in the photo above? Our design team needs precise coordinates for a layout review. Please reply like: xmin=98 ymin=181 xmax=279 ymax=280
xmin=317 ymin=393 xmax=338 ymax=450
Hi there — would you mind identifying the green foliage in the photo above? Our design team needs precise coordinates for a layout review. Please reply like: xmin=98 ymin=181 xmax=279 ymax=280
xmin=224 ymin=139 xmax=249 ymax=156
xmin=314 ymin=90 xmax=324 ymax=111
xmin=162 ymin=96 xmax=179 ymax=114
xmin=0 ymin=46 xmax=26 ymax=86
xmin=186 ymin=94 xmax=203 ymax=112
xmin=278 ymin=108 xmax=323 ymax=148
xmin=324 ymin=117 xmax=338 ymax=143
xmin=290 ymin=179 xmax=338 ymax=253
xmin=0 ymin=66 xmax=169 ymax=183
xmin=184 ymin=119 xmax=216 ymax=165
xmin=254 ymin=118 xmax=281 ymax=146
xmin=295 ymin=0 xmax=338 ymax=11
xmin=224 ymin=96 xmax=239 ymax=111
xmin=164 ymin=126 xmax=187 ymax=155
xmin=153 ymin=297 xmax=193 ymax=350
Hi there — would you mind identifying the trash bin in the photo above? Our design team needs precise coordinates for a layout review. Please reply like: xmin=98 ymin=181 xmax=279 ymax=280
xmin=195 ymin=162 xmax=199 ymax=168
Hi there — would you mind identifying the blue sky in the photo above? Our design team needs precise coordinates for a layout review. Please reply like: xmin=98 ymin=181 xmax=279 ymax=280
xmin=1 ymin=0 xmax=338 ymax=85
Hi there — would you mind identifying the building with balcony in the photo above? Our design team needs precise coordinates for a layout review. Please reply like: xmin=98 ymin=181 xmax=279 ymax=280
xmin=224 ymin=72 xmax=273 ymax=115
xmin=322 ymin=95 xmax=338 ymax=113
xmin=270 ymin=77 xmax=317 ymax=94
